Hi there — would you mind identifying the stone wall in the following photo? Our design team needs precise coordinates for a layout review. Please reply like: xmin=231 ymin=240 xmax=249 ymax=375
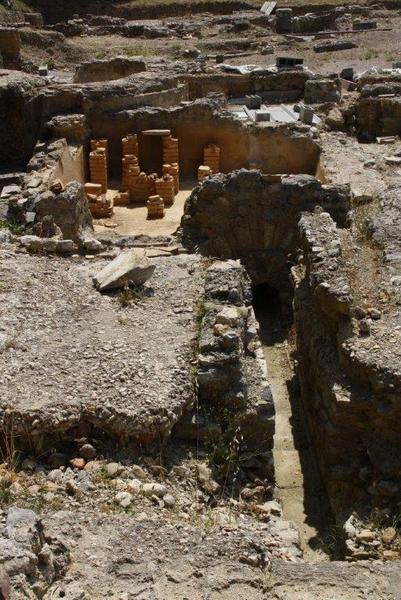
xmin=355 ymin=94 xmax=401 ymax=139
xmin=175 ymin=259 xmax=275 ymax=480
xmin=181 ymin=170 xmax=350 ymax=297
xmin=292 ymin=205 xmax=401 ymax=516
xmin=0 ymin=70 xmax=44 ymax=166
xmin=7 ymin=138 xmax=92 ymax=245
xmin=90 ymin=102 xmax=321 ymax=179
xmin=30 ymin=0 xmax=254 ymax=24
xmin=182 ymin=70 xmax=311 ymax=103
xmin=74 ymin=56 xmax=147 ymax=83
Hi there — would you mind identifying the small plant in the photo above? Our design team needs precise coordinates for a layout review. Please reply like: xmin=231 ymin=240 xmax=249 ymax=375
xmin=0 ymin=219 xmax=23 ymax=235
xmin=118 ymin=285 xmax=146 ymax=307
xmin=123 ymin=45 xmax=158 ymax=58
xmin=0 ymin=416 xmax=20 ymax=472
xmin=96 ymin=51 xmax=107 ymax=60
xmin=361 ymin=48 xmax=380 ymax=61
xmin=3 ymin=337 xmax=18 ymax=352
xmin=46 ymin=58 xmax=56 ymax=70
xmin=0 ymin=477 xmax=13 ymax=506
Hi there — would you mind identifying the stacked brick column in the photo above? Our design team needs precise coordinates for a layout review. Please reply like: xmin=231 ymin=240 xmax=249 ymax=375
xmin=156 ymin=174 xmax=175 ymax=206
xmin=89 ymin=139 xmax=108 ymax=193
xmin=162 ymin=163 xmax=179 ymax=193
xmin=122 ymin=134 xmax=138 ymax=157
xmin=147 ymin=195 xmax=164 ymax=219
xmin=114 ymin=192 xmax=129 ymax=206
xmin=129 ymin=172 xmax=157 ymax=204
xmin=122 ymin=154 xmax=139 ymax=191
xmin=162 ymin=135 xmax=179 ymax=165
xmin=203 ymin=144 xmax=220 ymax=174
xmin=198 ymin=165 xmax=212 ymax=183
xmin=84 ymin=182 xmax=113 ymax=218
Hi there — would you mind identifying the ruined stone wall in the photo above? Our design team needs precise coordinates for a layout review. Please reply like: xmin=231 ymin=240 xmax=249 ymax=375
xmin=90 ymin=102 xmax=320 ymax=179
xmin=30 ymin=0 xmax=253 ymax=23
xmin=181 ymin=170 xmax=350 ymax=296
xmin=175 ymin=259 xmax=275 ymax=480
xmin=197 ymin=260 xmax=275 ymax=460
xmin=0 ymin=71 xmax=44 ymax=166
xmin=74 ymin=56 xmax=146 ymax=83
xmin=355 ymin=95 xmax=401 ymax=138
xmin=182 ymin=71 xmax=311 ymax=103
xmin=41 ymin=79 xmax=189 ymax=121
xmin=293 ymin=208 xmax=401 ymax=515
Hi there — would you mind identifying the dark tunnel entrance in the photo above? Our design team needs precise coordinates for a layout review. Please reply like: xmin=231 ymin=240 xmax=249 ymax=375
xmin=252 ymin=282 xmax=282 ymax=313
xmin=252 ymin=282 xmax=288 ymax=344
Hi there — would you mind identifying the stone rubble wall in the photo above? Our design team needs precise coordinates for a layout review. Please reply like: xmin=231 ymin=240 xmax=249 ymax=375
xmin=195 ymin=260 xmax=275 ymax=474
xmin=74 ymin=56 xmax=147 ymax=84
xmin=6 ymin=138 xmax=93 ymax=249
xmin=0 ymin=71 xmax=44 ymax=165
xmin=181 ymin=170 xmax=350 ymax=296
xmin=293 ymin=208 xmax=401 ymax=514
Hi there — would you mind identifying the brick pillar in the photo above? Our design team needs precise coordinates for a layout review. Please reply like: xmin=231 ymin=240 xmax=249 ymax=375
xmin=203 ymin=144 xmax=220 ymax=174
xmin=162 ymin=135 xmax=179 ymax=165
xmin=156 ymin=174 xmax=175 ymax=206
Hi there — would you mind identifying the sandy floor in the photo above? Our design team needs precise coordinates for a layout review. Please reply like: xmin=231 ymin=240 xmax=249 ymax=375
xmin=93 ymin=182 xmax=195 ymax=237
xmin=255 ymin=304 xmax=332 ymax=561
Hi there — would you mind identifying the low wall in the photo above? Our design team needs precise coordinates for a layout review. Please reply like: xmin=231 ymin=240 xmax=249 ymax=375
xmin=41 ymin=81 xmax=189 ymax=121
xmin=29 ymin=0 xmax=254 ymax=24
xmin=182 ymin=71 xmax=311 ymax=102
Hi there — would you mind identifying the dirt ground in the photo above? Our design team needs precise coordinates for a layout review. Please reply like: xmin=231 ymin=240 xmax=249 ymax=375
xmin=94 ymin=183 xmax=193 ymax=236
xmin=19 ymin=8 xmax=401 ymax=76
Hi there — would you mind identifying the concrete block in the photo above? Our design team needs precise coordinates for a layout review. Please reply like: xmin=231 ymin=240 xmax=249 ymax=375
xmin=300 ymin=105 xmax=314 ymax=125
xmin=276 ymin=56 xmax=304 ymax=69
xmin=255 ymin=110 xmax=271 ymax=122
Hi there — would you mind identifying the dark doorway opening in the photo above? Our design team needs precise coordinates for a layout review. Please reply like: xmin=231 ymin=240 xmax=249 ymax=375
xmin=138 ymin=134 xmax=164 ymax=175
xmin=252 ymin=282 xmax=281 ymax=312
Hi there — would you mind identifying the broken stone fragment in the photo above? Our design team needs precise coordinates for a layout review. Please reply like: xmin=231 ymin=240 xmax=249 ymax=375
xmin=142 ymin=483 xmax=167 ymax=498
xmin=359 ymin=318 xmax=372 ymax=335
xmin=79 ymin=443 xmax=97 ymax=460
xmin=163 ymin=494 xmax=176 ymax=508
xmin=215 ymin=306 xmax=240 ymax=327
xmin=93 ymin=249 xmax=155 ymax=291
xmin=357 ymin=529 xmax=375 ymax=543
xmin=106 ymin=462 xmax=124 ymax=478
xmin=382 ymin=527 xmax=397 ymax=545
xmin=115 ymin=491 xmax=133 ymax=508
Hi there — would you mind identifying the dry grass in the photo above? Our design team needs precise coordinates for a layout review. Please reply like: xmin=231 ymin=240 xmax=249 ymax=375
xmin=0 ymin=0 xmax=33 ymax=12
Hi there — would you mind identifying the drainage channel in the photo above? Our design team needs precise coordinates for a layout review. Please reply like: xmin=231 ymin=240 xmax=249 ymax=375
xmin=253 ymin=284 xmax=333 ymax=562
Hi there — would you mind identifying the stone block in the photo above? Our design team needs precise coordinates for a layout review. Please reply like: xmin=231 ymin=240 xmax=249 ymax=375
xmin=93 ymin=249 xmax=155 ymax=291
xmin=276 ymin=8 xmax=293 ymax=33
xmin=300 ymin=105 xmax=314 ymax=125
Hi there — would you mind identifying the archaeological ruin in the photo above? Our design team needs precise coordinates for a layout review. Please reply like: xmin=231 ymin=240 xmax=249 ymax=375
xmin=2 ymin=0 xmax=401 ymax=597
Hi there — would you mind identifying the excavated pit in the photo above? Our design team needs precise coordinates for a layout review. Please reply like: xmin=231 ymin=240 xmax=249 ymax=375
xmin=180 ymin=168 xmax=356 ymax=555
xmin=252 ymin=283 xmax=337 ymax=559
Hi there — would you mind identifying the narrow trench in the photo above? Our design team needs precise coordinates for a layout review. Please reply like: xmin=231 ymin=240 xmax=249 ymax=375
xmin=252 ymin=283 xmax=335 ymax=562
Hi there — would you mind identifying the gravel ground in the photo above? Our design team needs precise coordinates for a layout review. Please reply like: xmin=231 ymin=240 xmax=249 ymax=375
xmin=0 ymin=246 xmax=204 ymax=447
